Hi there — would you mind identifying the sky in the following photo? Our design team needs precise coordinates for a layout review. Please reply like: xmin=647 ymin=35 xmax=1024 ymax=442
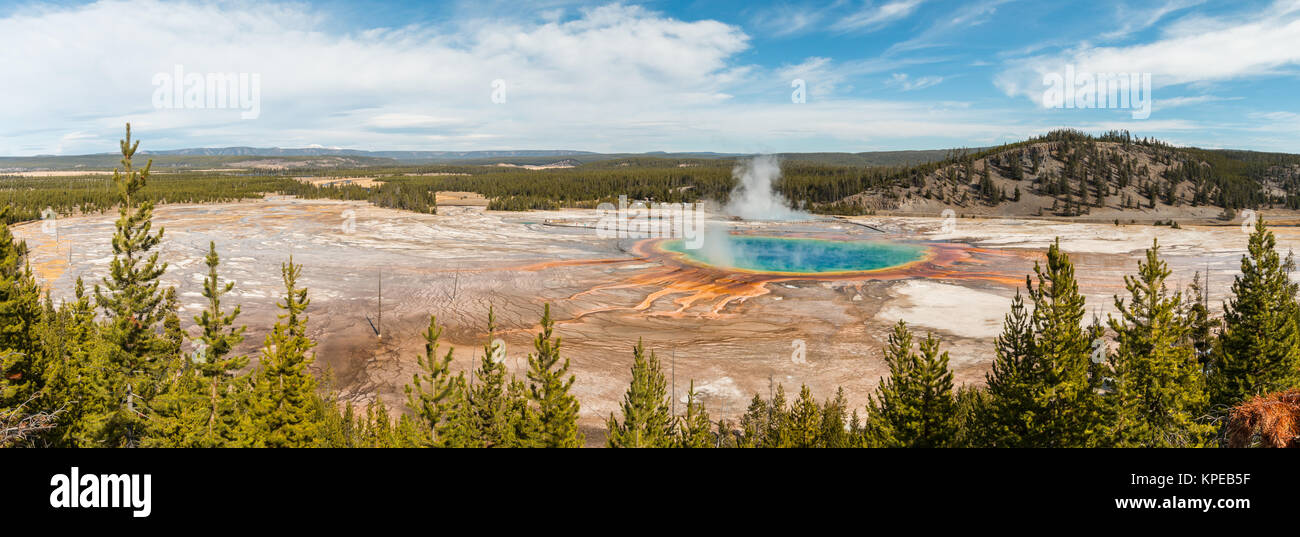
xmin=1 ymin=0 xmax=1298 ymax=155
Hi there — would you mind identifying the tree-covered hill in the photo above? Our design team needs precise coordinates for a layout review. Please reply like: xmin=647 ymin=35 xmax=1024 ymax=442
xmin=832 ymin=130 xmax=1300 ymax=218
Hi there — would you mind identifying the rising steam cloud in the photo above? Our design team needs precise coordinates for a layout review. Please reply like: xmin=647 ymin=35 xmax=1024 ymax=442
xmin=723 ymin=155 xmax=811 ymax=221
xmin=700 ymin=155 xmax=812 ymax=266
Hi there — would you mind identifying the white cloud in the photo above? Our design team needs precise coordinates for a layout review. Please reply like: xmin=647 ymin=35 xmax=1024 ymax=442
xmin=1152 ymin=95 xmax=1239 ymax=112
xmin=0 ymin=1 xmax=753 ymax=154
xmin=996 ymin=0 xmax=1300 ymax=106
xmin=887 ymin=72 xmax=943 ymax=91
xmin=777 ymin=57 xmax=849 ymax=98
xmin=1253 ymin=111 xmax=1300 ymax=122
xmin=747 ymin=2 xmax=831 ymax=37
xmin=1100 ymin=0 xmax=1206 ymax=41
xmin=747 ymin=0 xmax=922 ymax=37
xmin=831 ymin=0 xmax=925 ymax=32
xmin=885 ymin=0 xmax=1010 ymax=54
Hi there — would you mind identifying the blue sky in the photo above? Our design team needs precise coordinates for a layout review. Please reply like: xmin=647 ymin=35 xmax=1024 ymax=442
xmin=1 ymin=0 xmax=1298 ymax=155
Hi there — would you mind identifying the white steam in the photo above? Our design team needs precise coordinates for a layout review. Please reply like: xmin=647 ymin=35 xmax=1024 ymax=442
xmin=698 ymin=222 xmax=736 ymax=268
xmin=723 ymin=155 xmax=811 ymax=221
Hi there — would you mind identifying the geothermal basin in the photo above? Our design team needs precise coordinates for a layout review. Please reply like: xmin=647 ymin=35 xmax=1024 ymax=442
xmin=11 ymin=196 xmax=1282 ymax=444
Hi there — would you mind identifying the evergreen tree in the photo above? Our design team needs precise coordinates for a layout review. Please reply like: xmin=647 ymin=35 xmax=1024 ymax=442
xmin=819 ymin=387 xmax=849 ymax=448
xmin=1210 ymin=218 xmax=1300 ymax=408
xmin=1108 ymin=239 xmax=1213 ymax=447
xmin=865 ymin=321 xmax=959 ymax=447
xmin=673 ymin=380 xmax=712 ymax=448
xmin=503 ymin=376 xmax=539 ymax=447
xmin=607 ymin=338 xmax=673 ymax=448
xmin=762 ymin=384 xmax=789 ymax=448
xmin=143 ymin=362 xmax=205 ymax=447
xmin=953 ymin=385 xmax=988 ymax=448
xmin=978 ymin=288 xmax=1039 ymax=447
xmin=737 ymin=394 xmax=767 ymax=448
xmin=525 ymin=304 xmax=582 ymax=447
xmin=38 ymin=278 xmax=103 ymax=446
xmin=141 ymin=285 xmax=196 ymax=448
xmin=90 ymin=124 xmax=171 ymax=447
xmin=242 ymin=258 xmax=323 ymax=447
xmin=847 ymin=408 xmax=868 ymax=447
xmin=404 ymin=314 xmax=458 ymax=446
xmin=189 ymin=242 xmax=248 ymax=445
xmin=467 ymin=306 xmax=509 ymax=447
xmin=1026 ymin=239 xmax=1103 ymax=447
xmin=438 ymin=380 xmax=476 ymax=448
xmin=1182 ymin=271 xmax=1216 ymax=366
xmin=0 ymin=206 xmax=45 ymax=421
xmin=158 ymin=288 xmax=184 ymax=363
xmin=788 ymin=384 xmax=822 ymax=448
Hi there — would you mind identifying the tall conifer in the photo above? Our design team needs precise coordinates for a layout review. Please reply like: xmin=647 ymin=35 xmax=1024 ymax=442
xmin=91 ymin=124 xmax=170 ymax=447
xmin=191 ymin=242 xmax=248 ymax=445
xmin=243 ymin=258 xmax=322 ymax=447
xmin=468 ymin=306 xmax=509 ymax=446
xmin=866 ymin=321 xmax=959 ymax=447
xmin=673 ymin=380 xmax=712 ymax=448
xmin=525 ymin=304 xmax=582 ymax=447
xmin=404 ymin=314 xmax=458 ymax=446
xmin=607 ymin=338 xmax=673 ymax=448
xmin=1108 ymin=239 xmax=1213 ymax=447
xmin=1025 ymin=239 xmax=1102 ymax=447
xmin=1210 ymin=218 xmax=1300 ymax=407
xmin=0 ymin=206 xmax=44 ymax=418
xmin=978 ymin=287 xmax=1038 ymax=447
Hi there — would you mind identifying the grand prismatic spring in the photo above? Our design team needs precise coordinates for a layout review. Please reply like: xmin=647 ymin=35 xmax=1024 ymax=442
xmin=660 ymin=235 xmax=929 ymax=275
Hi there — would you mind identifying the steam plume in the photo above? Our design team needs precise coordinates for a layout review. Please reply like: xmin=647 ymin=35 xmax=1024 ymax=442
xmin=723 ymin=155 xmax=810 ymax=221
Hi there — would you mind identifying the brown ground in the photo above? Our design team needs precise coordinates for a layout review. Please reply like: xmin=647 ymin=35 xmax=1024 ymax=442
xmin=436 ymin=191 xmax=488 ymax=206
xmin=294 ymin=176 xmax=386 ymax=188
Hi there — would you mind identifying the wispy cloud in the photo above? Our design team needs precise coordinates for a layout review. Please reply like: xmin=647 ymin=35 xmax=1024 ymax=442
xmin=1100 ymin=0 xmax=1206 ymax=41
xmin=831 ymin=0 xmax=925 ymax=32
xmin=1152 ymin=94 xmax=1239 ymax=112
xmin=884 ymin=0 xmax=1012 ymax=54
xmin=887 ymin=72 xmax=943 ymax=91
xmin=747 ymin=2 xmax=839 ymax=37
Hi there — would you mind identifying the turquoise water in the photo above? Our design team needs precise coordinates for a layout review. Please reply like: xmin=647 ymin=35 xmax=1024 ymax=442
xmin=661 ymin=235 xmax=926 ymax=274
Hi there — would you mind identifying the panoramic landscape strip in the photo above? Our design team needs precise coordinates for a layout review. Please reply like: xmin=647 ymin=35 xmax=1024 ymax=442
xmin=6 ymin=0 xmax=1300 ymax=523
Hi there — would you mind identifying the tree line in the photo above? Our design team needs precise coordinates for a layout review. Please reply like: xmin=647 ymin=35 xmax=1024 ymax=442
xmin=9 ymin=128 xmax=1298 ymax=225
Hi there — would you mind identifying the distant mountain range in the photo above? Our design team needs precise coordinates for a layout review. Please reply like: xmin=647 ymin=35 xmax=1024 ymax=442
xmin=0 ymin=146 xmax=974 ymax=170
xmin=135 ymin=147 xmax=606 ymax=160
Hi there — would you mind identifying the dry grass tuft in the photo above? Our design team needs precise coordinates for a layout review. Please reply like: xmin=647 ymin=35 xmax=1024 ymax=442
xmin=1226 ymin=390 xmax=1300 ymax=448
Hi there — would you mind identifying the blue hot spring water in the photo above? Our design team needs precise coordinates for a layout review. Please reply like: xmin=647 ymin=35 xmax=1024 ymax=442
xmin=661 ymin=235 xmax=926 ymax=274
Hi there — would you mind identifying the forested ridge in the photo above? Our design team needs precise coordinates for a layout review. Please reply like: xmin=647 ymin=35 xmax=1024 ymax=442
xmin=2 ymin=125 xmax=1299 ymax=448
